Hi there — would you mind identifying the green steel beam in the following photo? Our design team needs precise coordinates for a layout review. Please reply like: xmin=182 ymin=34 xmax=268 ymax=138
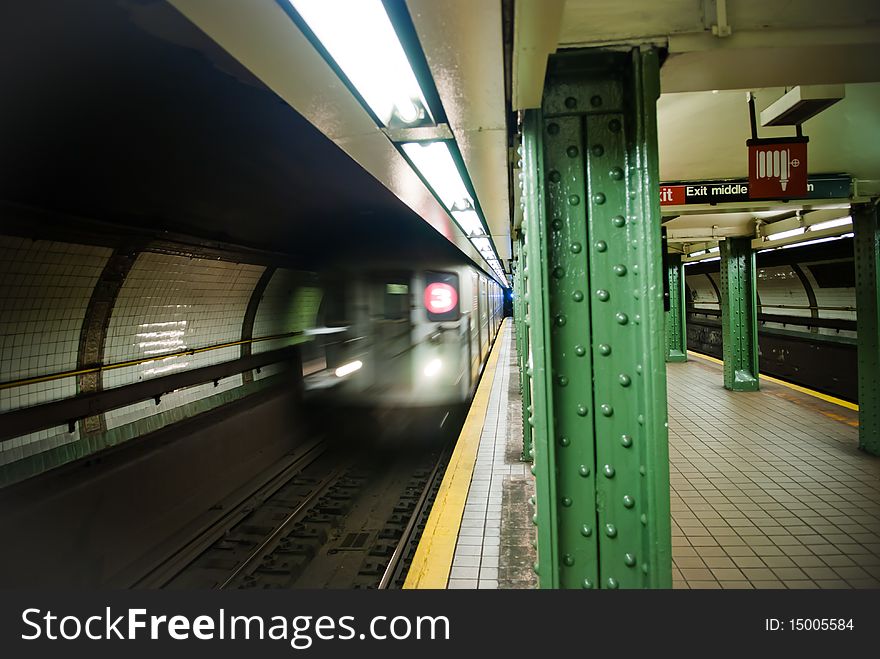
xmin=719 ymin=237 xmax=759 ymax=391
xmin=665 ymin=253 xmax=687 ymax=363
xmin=514 ymin=236 xmax=534 ymax=462
xmin=523 ymin=48 xmax=671 ymax=589
xmin=521 ymin=108 xmax=560 ymax=587
xmin=853 ymin=202 xmax=880 ymax=456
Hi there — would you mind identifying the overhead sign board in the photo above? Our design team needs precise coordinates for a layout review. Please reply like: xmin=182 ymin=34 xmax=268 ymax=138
xmin=747 ymin=137 xmax=808 ymax=199
xmin=659 ymin=175 xmax=850 ymax=206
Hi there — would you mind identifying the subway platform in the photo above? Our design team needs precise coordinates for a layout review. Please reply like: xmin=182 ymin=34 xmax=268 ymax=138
xmin=405 ymin=319 xmax=880 ymax=590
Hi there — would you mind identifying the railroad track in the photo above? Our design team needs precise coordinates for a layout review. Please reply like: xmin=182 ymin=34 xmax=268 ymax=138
xmin=135 ymin=437 xmax=451 ymax=590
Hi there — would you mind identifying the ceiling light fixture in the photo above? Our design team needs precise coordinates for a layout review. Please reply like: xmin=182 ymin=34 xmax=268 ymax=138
xmin=809 ymin=216 xmax=852 ymax=232
xmin=401 ymin=142 xmax=472 ymax=210
xmin=452 ymin=210 xmax=486 ymax=237
xmin=766 ymin=227 xmax=805 ymax=241
xmin=286 ymin=0 xmax=505 ymax=285
xmin=779 ymin=233 xmax=853 ymax=250
xmin=287 ymin=0 xmax=431 ymax=127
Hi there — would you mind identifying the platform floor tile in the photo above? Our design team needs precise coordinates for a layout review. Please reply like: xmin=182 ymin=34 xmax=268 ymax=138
xmin=449 ymin=326 xmax=535 ymax=589
xmin=668 ymin=357 xmax=880 ymax=589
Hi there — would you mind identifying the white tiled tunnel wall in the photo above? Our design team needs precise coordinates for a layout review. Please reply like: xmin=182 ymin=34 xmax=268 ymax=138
xmin=802 ymin=262 xmax=857 ymax=339
xmin=102 ymin=253 xmax=265 ymax=430
xmin=252 ymin=269 xmax=322 ymax=381
xmin=0 ymin=236 xmax=112 ymax=462
xmin=757 ymin=265 xmax=810 ymax=315
xmin=757 ymin=265 xmax=810 ymax=332
xmin=685 ymin=273 xmax=719 ymax=311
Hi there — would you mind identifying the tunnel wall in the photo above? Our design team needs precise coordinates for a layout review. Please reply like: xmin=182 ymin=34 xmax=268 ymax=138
xmin=252 ymin=268 xmax=323 ymax=381
xmin=0 ymin=238 xmax=112 ymax=455
xmin=686 ymin=257 xmax=857 ymax=339
xmin=0 ymin=233 xmax=318 ymax=486
xmin=684 ymin=249 xmax=858 ymax=401
xmin=0 ymin=381 xmax=306 ymax=587
xmin=102 ymin=252 xmax=265 ymax=430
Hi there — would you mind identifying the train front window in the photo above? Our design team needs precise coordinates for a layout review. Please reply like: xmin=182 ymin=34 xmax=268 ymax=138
xmin=384 ymin=282 xmax=410 ymax=320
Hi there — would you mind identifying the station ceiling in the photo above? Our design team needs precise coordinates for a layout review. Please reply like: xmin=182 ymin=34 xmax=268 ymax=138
xmin=1 ymin=1 xmax=878 ymax=277
xmin=0 ymin=0 xmax=470 ymax=270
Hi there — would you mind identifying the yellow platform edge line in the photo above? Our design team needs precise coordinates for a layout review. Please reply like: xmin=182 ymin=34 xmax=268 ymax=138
xmin=403 ymin=320 xmax=507 ymax=589
xmin=686 ymin=349 xmax=859 ymax=412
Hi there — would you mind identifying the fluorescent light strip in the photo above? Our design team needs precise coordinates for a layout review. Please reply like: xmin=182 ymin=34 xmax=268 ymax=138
xmin=289 ymin=1 xmax=503 ymax=281
xmin=401 ymin=141 xmax=472 ymax=210
xmin=452 ymin=210 xmax=485 ymax=236
xmin=766 ymin=227 xmax=804 ymax=241
xmin=809 ymin=216 xmax=852 ymax=232
xmin=687 ymin=246 xmax=719 ymax=258
xmin=288 ymin=0 xmax=430 ymax=127
xmin=779 ymin=233 xmax=853 ymax=250
xmin=471 ymin=236 xmax=493 ymax=253
xmin=402 ymin=140 xmax=502 ymax=273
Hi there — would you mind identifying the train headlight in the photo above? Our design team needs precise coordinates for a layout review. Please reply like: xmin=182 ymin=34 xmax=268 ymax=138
xmin=423 ymin=358 xmax=442 ymax=378
xmin=335 ymin=360 xmax=363 ymax=378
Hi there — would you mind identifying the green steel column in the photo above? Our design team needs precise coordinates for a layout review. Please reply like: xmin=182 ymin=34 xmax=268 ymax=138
xmin=719 ymin=237 xmax=759 ymax=391
xmin=523 ymin=48 xmax=671 ymax=589
xmin=513 ymin=236 xmax=534 ymax=462
xmin=665 ymin=253 xmax=687 ymax=362
xmin=522 ymin=108 xmax=560 ymax=586
xmin=853 ymin=202 xmax=880 ymax=456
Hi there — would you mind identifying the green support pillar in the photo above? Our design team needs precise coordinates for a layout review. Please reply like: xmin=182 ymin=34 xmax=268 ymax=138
xmin=853 ymin=202 xmax=880 ymax=456
xmin=522 ymin=48 xmax=671 ymax=589
xmin=665 ymin=253 xmax=687 ymax=362
xmin=514 ymin=236 xmax=534 ymax=462
xmin=719 ymin=237 xmax=759 ymax=391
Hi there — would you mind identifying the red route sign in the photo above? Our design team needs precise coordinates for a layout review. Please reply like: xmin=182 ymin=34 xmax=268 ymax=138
xmin=424 ymin=282 xmax=458 ymax=315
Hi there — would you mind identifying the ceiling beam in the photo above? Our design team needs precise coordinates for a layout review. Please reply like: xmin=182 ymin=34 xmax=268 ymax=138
xmin=512 ymin=0 xmax=565 ymax=109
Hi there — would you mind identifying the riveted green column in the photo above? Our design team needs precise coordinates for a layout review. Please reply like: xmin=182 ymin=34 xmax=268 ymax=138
xmin=665 ymin=253 xmax=687 ymax=362
xmin=719 ymin=237 xmax=759 ymax=391
xmin=514 ymin=236 xmax=534 ymax=462
xmin=522 ymin=108 xmax=561 ymax=586
xmin=853 ymin=202 xmax=880 ymax=456
xmin=523 ymin=48 xmax=671 ymax=589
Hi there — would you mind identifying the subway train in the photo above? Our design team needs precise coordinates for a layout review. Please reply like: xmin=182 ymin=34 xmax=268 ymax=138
xmin=684 ymin=236 xmax=857 ymax=402
xmin=301 ymin=264 xmax=505 ymax=438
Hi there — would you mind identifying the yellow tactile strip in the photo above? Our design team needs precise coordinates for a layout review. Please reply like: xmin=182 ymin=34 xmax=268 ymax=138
xmin=403 ymin=321 xmax=507 ymax=589
xmin=686 ymin=350 xmax=859 ymax=412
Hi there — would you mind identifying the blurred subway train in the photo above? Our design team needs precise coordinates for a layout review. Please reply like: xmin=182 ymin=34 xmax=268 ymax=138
xmin=301 ymin=264 xmax=505 ymax=439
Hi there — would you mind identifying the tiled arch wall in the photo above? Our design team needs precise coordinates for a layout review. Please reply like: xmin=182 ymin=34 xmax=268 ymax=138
xmin=687 ymin=265 xmax=856 ymax=339
xmin=0 ymin=235 xmax=311 ymax=484
xmin=0 ymin=237 xmax=113 ymax=462
xmin=101 ymin=253 xmax=265 ymax=430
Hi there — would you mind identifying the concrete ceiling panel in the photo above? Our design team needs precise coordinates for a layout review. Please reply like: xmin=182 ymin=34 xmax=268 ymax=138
xmin=406 ymin=0 xmax=512 ymax=261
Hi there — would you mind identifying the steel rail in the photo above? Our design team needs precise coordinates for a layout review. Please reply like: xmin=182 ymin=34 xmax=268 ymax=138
xmin=131 ymin=438 xmax=328 ymax=588
xmin=377 ymin=446 xmax=449 ymax=589
xmin=217 ymin=462 xmax=351 ymax=590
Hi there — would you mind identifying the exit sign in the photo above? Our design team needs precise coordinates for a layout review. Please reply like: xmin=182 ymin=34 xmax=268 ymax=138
xmin=659 ymin=174 xmax=849 ymax=206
